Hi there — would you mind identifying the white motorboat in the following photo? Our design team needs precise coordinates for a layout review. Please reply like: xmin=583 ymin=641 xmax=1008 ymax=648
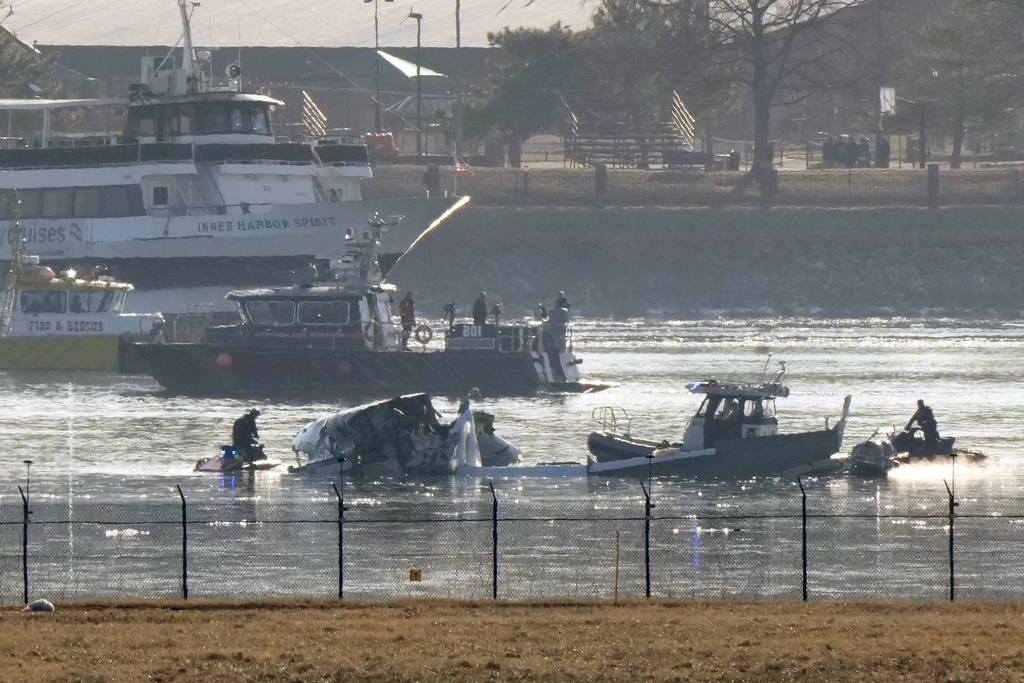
xmin=587 ymin=362 xmax=852 ymax=479
xmin=0 ymin=0 xmax=464 ymax=314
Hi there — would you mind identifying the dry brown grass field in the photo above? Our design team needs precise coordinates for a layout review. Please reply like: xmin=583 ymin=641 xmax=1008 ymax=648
xmin=3 ymin=599 xmax=1023 ymax=682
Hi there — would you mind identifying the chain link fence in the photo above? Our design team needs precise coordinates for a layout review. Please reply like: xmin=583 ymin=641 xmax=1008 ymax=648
xmin=3 ymin=481 xmax=1024 ymax=604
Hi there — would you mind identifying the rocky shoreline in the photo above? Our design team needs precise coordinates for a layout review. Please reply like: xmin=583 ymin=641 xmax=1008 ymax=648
xmin=387 ymin=205 xmax=1024 ymax=319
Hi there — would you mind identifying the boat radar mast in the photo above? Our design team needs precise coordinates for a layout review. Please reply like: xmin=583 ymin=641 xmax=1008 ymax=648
xmin=177 ymin=0 xmax=200 ymax=94
xmin=142 ymin=0 xmax=208 ymax=96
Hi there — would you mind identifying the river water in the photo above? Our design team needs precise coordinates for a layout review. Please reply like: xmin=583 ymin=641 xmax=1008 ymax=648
xmin=2 ymin=316 xmax=1021 ymax=492
xmin=2 ymin=317 xmax=1024 ymax=601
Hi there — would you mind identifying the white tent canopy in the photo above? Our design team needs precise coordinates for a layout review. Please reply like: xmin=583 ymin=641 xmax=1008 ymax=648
xmin=377 ymin=50 xmax=446 ymax=79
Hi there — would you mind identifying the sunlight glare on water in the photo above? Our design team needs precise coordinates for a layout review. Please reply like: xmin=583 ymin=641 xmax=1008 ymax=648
xmin=2 ymin=316 xmax=1024 ymax=504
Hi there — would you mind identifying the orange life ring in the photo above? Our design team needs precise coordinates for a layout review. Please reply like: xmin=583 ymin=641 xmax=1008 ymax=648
xmin=414 ymin=323 xmax=433 ymax=344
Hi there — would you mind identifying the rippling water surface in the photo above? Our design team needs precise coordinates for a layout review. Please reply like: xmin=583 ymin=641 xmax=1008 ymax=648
xmin=4 ymin=317 xmax=1024 ymax=602
xmin=2 ymin=316 xmax=1022 ymax=505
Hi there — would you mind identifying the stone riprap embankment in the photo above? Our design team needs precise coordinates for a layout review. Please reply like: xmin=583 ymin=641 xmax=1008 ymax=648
xmin=386 ymin=205 xmax=1024 ymax=319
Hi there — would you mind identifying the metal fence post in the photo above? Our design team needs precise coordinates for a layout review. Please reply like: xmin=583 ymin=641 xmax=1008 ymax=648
xmin=177 ymin=485 xmax=187 ymax=600
xmin=945 ymin=478 xmax=957 ymax=602
xmin=640 ymin=478 xmax=654 ymax=599
xmin=798 ymin=478 xmax=808 ymax=602
xmin=490 ymin=482 xmax=498 ymax=599
xmin=18 ymin=486 xmax=28 ymax=604
xmin=332 ymin=478 xmax=345 ymax=600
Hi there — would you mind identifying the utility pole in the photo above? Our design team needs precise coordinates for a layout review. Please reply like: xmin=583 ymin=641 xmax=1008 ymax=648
xmin=409 ymin=11 xmax=423 ymax=157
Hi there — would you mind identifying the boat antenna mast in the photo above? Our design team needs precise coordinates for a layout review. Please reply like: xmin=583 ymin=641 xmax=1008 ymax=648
xmin=760 ymin=353 xmax=773 ymax=385
xmin=177 ymin=0 xmax=202 ymax=94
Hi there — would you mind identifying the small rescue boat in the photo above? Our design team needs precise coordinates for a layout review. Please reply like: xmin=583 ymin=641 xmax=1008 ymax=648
xmin=0 ymin=217 xmax=163 ymax=371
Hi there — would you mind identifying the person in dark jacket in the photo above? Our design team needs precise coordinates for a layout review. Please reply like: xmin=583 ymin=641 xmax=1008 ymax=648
xmin=232 ymin=408 xmax=263 ymax=462
xmin=399 ymin=291 xmax=415 ymax=349
xmin=906 ymin=400 xmax=940 ymax=444
xmin=472 ymin=292 xmax=488 ymax=326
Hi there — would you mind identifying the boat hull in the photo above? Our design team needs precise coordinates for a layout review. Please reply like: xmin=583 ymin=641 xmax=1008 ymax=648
xmin=587 ymin=427 xmax=846 ymax=479
xmin=0 ymin=196 xmax=465 ymax=313
xmin=587 ymin=432 xmax=673 ymax=461
xmin=129 ymin=342 xmax=549 ymax=396
xmin=0 ymin=336 xmax=122 ymax=371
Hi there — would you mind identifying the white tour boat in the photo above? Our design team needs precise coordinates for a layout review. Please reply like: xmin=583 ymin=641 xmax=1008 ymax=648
xmin=0 ymin=0 xmax=465 ymax=314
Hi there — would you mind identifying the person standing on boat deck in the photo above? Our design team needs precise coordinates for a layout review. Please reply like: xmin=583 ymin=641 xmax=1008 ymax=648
xmin=906 ymin=400 xmax=940 ymax=444
xmin=548 ymin=300 xmax=571 ymax=352
xmin=443 ymin=302 xmax=457 ymax=331
xmin=554 ymin=291 xmax=571 ymax=312
xmin=472 ymin=292 xmax=488 ymax=326
xmin=399 ymin=291 xmax=415 ymax=350
xmin=232 ymin=408 xmax=262 ymax=462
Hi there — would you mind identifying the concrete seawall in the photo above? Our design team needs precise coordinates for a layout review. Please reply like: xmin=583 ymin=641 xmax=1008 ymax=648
xmin=386 ymin=205 xmax=1024 ymax=319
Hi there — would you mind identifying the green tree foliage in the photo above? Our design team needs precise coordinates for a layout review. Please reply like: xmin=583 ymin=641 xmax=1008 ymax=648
xmin=0 ymin=21 xmax=60 ymax=137
xmin=469 ymin=23 xmax=579 ymax=166
xmin=903 ymin=0 xmax=1020 ymax=167
xmin=581 ymin=0 xmax=743 ymax=131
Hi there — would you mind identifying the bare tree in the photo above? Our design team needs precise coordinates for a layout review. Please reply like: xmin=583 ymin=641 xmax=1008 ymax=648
xmin=653 ymin=0 xmax=866 ymax=175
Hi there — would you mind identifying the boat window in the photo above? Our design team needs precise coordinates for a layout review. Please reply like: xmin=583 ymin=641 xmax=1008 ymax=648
xmin=152 ymin=187 xmax=169 ymax=206
xmin=198 ymin=105 xmax=230 ymax=135
xmin=177 ymin=113 xmax=191 ymax=134
xmin=17 ymin=190 xmax=41 ymax=219
xmin=230 ymin=108 xmax=245 ymax=132
xmin=100 ymin=186 xmax=139 ymax=217
xmin=21 ymin=290 xmax=66 ymax=314
xmin=695 ymin=397 xmax=709 ymax=418
xmin=41 ymin=189 xmax=72 ymax=218
xmin=297 ymin=301 xmax=348 ymax=325
xmin=714 ymin=398 xmax=740 ymax=421
xmin=245 ymin=300 xmax=295 ymax=326
xmin=138 ymin=115 xmax=156 ymax=138
xmin=73 ymin=187 xmax=101 ymax=217
xmin=249 ymin=106 xmax=270 ymax=134
xmin=69 ymin=290 xmax=116 ymax=313
xmin=763 ymin=399 xmax=776 ymax=418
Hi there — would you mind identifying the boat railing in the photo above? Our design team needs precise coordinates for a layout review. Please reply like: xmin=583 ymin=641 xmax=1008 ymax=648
xmin=172 ymin=303 xmax=215 ymax=343
xmin=496 ymin=324 xmax=529 ymax=353
xmin=592 ymin=406 xmax=631 ymax=436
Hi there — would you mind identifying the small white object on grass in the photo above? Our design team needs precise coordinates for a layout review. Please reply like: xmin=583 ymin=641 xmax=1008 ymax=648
xmin=23 ymin=599 xmax=54 ymax=612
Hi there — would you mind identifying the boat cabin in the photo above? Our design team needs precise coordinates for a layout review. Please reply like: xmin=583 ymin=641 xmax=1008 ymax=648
xmin=3 ymin=255 xmax=162 ymax=339
xmin=680 ymin=380 xmax=787 ymax=450
xmin=218 ymin=284 xmax=399 ymax=350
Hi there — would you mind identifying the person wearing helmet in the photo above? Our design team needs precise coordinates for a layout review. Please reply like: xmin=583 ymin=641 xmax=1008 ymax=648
xmin=472 ymin=292 xmax=488 ymax=326
xmin=232 ymin=408 xmax=264 ymax=462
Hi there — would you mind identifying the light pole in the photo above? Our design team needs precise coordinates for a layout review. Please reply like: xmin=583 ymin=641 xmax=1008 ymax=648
xmin=409 ymin=10 xmax=423 ymax=157
xmin=454 ymin=0 xmax=462 ymax=160
xmin=366 ymin=0 xmax=395 ymax=133
xmin=23 ymin=460 xmax=32 ymax=509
